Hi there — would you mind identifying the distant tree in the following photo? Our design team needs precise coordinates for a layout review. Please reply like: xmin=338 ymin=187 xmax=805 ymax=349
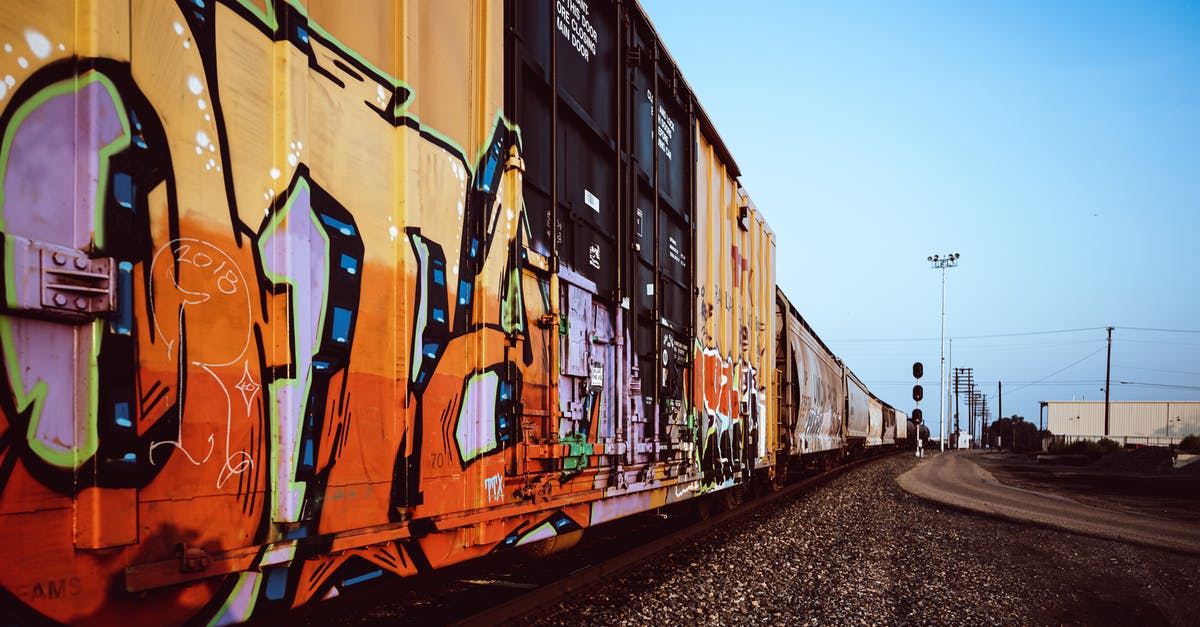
xmin=987 ymin=415 xmax=1039 ymax=451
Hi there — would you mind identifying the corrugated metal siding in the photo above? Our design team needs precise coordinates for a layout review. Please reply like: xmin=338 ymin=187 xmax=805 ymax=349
xmin=881 ymin=404 xmax=896 ymax=445
xmin=1171 ymin=403 xmax=1200 ymax=438
xmin=846 ymin=372 xmax=870 ymax=439
xmin=1047 ymin=401 xmax=1200 ymax=440
xmin=693 ymin=127 xmax=776 ymax=473
xmin=867 ymin=397 xmax=883 ymax=447
xmin=777 ymin=292 xmax=844 ymax=456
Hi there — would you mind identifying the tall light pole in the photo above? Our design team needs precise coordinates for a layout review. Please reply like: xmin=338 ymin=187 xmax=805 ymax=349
xmin=928 ymin=252 xmax=960 ymax=452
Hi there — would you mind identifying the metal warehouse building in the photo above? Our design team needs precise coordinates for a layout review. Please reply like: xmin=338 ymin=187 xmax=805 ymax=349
xmin=1045 ymin=401 xmax=1200 ymax=446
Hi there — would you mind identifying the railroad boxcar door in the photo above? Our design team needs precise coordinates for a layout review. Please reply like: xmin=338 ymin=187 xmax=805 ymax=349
xmin=626 ymin=13 xmax=695 ymax=478
xmin=0 ymin=69 xmax=140 ymax=550
xmin=507 ymin=0 xmax=626 ymax=488
xmin=557 ymin=276 xmax=623 ymax=482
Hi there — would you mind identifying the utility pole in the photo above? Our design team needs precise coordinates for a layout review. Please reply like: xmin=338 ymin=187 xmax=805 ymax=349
xmin=952 ymin=367 xmax=973 ymax=447
xmin=998 ymin=380 xmax=1002 ymax=441
xmin=978 ymin=393 xmax=989 ymax=448
xmin=979 ymin=393 xmax=988 ymax=446
xmin=1104 ymin=326 xmax=1113 ymax=437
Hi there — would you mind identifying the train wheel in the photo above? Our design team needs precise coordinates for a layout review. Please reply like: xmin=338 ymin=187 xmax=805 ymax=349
xmin=519 ymin=529 xmax=585 ymax=558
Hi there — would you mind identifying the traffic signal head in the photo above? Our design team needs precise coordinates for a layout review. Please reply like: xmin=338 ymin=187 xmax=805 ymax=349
xmin=912 ymin=384 xmax=924 ymax=402
xmin=911 ymin=408 xmax=923 ymax=424
xmin=912 ymin=362 xmax=924 ymax=379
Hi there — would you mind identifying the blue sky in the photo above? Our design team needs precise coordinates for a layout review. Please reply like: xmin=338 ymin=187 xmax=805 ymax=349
xmin=640 ymin=0 xmax=1200 ymax=437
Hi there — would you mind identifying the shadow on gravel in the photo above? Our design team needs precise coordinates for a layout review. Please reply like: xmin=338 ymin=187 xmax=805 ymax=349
xmin=1053 ymin=591 xmax=1171 ymax=627
xmin=973 ymin=449 xmax=1200 ymax=523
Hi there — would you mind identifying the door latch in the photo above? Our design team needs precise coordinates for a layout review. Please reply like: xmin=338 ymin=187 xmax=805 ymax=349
xmin=1 ymin=233 xmax=117 ymax=323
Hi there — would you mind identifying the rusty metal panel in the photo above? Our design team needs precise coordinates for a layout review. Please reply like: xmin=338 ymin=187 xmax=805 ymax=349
xmin=896 ymin=409 xmax=910 ymax=440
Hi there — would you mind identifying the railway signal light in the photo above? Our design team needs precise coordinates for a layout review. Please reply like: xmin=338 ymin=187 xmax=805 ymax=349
xmin=912 ymin=384 xmax=924 ymax=402
xmin=912 ymin=362 xmax=923 ymax=379
xmin=912 ymin=408 xmax=923 ymax=424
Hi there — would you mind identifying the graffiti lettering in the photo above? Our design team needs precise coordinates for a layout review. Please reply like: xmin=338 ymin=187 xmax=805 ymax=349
xmin=485 ymin=473 xmax=505 ymax=503
xmin=171 ymin=242 xmax=242 ymax=295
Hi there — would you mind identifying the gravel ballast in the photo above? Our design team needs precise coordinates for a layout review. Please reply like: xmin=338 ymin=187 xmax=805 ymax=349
xmin=534 ymin=454 xmax=1200 ymax=626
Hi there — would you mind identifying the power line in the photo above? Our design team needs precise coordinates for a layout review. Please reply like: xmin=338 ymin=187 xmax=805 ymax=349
xmin=832 ymin=325 xmax=1200 ymax=345
xmin=1117 ymin=381 xmax=1200 ymax=391
xmin=1120 ymin=326 xmax=1200 ymax=334
xmin=1005 ymin=346 xmax=1107 ymax=393
xmin=976 ymin=380 xmax=1105 ymax=387
xmin=956 ymin=327 xmax=1107 ymax=340
xmin=947 ymin=339 xmax=1100 ymax=354
xmin=830 ymin=326 xmax=1105 ymax=343
xmin=830 ymin=337 xmax=939 ymax=344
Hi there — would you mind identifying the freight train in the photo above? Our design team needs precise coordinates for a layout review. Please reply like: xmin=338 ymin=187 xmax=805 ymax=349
xmin=0 ymin=1 xmax=916 ymax=624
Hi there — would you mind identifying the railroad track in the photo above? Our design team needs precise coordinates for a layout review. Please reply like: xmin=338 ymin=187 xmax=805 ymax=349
xmin=451 ymin=451 xmax=902 ymax=626
xmin=276 ymin=450 xmax=901 ymax=626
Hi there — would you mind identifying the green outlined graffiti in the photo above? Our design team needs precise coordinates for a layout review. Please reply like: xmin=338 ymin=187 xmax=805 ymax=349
xmin=0 ymin=72 xmax=131 ymax=469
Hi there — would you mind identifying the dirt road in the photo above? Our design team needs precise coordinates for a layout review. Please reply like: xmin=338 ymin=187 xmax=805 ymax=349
xmin=898 ymin=450 xmax=1200 ymax=555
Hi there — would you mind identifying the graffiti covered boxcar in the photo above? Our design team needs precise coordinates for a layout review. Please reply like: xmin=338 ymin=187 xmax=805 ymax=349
xmin=0 ymin=0 xmax=789 ymax=624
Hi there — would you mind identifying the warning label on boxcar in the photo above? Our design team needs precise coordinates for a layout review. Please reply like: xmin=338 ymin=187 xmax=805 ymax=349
xmin=646 ymin=89 xmax=676 ymax=160
xmin=557 ymin=0 xmax=597 ymax=63
xmin=668 ymin=234 xmax=685 ymax=267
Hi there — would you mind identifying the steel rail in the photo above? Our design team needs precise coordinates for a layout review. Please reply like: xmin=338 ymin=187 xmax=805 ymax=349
xmin=451 ymin=450 xmax=903 ymax=626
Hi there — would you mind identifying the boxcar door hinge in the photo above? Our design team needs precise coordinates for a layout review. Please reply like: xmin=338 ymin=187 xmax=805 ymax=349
xmin=626 ymin=45 xmax=643 ymax=67
xmin=177 ymin=544 xmax=211 ymax=573
xmin=505 ymin=145 xmax=525 ymax=173
xmin=0 ymin=233 xmax=117 ymax=323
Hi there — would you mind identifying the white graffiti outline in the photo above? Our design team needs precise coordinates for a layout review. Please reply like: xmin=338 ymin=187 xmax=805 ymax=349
xmin=235 ymin=360 xmax=261 ymax=416
xmin=149 ymin=238 xmax=251 ymax=365
xmin=146 ymin=238 xmax=255 ymax=487
xmin=147 ymin=300 xmax=216 ymax=467
xmin=200 ymin=364 xmax=255 ymax=488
